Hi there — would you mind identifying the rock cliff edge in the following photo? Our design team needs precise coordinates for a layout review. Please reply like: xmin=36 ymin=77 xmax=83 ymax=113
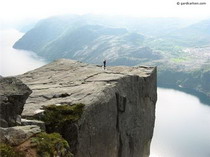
xmin=17 ymin=59 xmax=157 ymax=157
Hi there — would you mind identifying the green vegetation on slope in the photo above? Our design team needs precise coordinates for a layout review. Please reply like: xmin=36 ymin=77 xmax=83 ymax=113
xmin=40 ymin=103 xmax=85 ymax=155
xmin=31 ymin=132 xmax=73 ymax=157
xmin=41 ymin=103 xmax=85 ymax=132
xmin=0 ymin=143 xmax=25 ymax=157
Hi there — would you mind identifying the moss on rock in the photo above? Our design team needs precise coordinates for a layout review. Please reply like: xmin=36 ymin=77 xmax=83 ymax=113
xmin=41 ymin=103 xmax=85 ymax=132
xmin=30 ymin=132 xmax=73 ymax=157
xmin=0 ymin=143 xmax=25 ymax=157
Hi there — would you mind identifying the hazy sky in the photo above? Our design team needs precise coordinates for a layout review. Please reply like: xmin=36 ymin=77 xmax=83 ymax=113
xmin=0 ymin=0 xmax=210 ymax=23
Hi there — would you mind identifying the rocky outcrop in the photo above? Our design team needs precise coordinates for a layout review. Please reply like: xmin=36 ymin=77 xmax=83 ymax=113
xmin=17 ymin=59 xmax=157 ymax=157
xmin=0 ymin=77 xmax=32 ymax=127
xmin=0 ymin=127 xmax=72 ymax=157
xmin=0 ymin=76 xmax=72 ymax=157
xmin=0 ymin=125 xmax=41 ymax=146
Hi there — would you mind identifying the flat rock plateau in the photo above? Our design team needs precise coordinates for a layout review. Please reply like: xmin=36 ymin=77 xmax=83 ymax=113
xmin=17 ymin=59 xmax=157 ymax=157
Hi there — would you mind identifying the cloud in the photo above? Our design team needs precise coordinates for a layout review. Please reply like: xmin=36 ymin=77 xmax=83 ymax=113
xmin=0 ymin=29 xmax=47 ymax=77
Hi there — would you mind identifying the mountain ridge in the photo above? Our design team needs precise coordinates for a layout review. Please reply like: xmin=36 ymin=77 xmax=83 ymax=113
xmin=13 ymin=15 xmax=210 ymax=98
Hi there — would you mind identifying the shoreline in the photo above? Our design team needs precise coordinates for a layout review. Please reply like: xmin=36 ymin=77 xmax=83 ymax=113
xmin=158 ymin=83 xmax=210 ymax=106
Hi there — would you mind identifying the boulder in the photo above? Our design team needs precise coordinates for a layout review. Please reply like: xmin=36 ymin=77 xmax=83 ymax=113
xmin=0 ymin=125 xmax=41 ymax=146
xmin=0 ymin=77 xmax=32 ymax=127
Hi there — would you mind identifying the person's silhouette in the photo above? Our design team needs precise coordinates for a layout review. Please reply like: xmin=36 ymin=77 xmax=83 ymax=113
xmin=103 ymin=60 xmax=106 ymax=70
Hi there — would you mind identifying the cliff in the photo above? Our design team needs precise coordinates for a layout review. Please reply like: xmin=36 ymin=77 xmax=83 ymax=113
xmin=17 ymin=59 xmax=157 ymax=157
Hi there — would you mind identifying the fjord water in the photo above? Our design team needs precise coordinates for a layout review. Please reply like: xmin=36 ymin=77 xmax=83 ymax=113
xmin=0 ymin=29 xmax=46 ymax=76
xmin=1 ymin=29 xmax=210 ymax=157
xmin=150 ymin=88 xmax=210 ymax=157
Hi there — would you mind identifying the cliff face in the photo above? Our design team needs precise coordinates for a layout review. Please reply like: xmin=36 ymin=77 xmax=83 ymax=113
xmin=17 ymin=59 xmax=157 ymax=157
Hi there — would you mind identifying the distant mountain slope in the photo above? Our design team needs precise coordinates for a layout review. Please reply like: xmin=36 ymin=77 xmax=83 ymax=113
xmin=66 ymin=15 xmax=199 ymax=37
xmin=14 ymin=15 xmax=210 ymax=59
xmin=13 ymin=15 xmax=210 ymax=98
xmin=13 ymin=16 xmax=161 ymax=65
xmin=164 ymin=19 xmax=210 ymax=46
xmin=13 ymin=15 xmax=84 ymax=52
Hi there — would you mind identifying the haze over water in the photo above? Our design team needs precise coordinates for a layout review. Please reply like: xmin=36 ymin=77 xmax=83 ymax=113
xmin=0 ymin=29 xmax=46 ymax=76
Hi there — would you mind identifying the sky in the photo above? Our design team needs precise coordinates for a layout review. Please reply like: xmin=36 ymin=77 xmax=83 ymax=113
xmin=0 ymin=0 xmax=210 ymax=23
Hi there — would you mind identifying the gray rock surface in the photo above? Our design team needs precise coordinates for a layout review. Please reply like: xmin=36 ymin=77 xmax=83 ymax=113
xmin=17 ymin=59 xmax=157 ymax=157
xmin=0 ymin=125 xmax=41 ymax=146
xmin=21 ymin=119 xmax=46 ymax=131
xmin=0 ymin=77 xmax=32 ymax=127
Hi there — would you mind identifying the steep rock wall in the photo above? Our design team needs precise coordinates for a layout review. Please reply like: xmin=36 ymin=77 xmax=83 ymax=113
xmin=77 ymin=73 xmax=156 ymax=157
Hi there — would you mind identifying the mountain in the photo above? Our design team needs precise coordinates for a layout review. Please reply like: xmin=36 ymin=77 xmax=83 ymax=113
xmin=13 ymin=15 xmax=210 ymax=98
xmin=13 ymin=15 xmax=82 ymax=53
xmin=164 ymin=19 xmax=210 ymax=47
xmin=62 ymin=14 xmax=199 ymax=37
xmin=13 ymin=16 xmax=161 ymax=65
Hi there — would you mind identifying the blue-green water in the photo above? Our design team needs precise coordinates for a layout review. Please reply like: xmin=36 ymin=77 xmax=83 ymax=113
xmin=150 ymin=88 xmax=210 ymax=157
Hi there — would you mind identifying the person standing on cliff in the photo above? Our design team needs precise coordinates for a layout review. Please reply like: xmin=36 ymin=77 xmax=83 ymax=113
xmin=103 ymin=60 xmax=106 ymax=70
